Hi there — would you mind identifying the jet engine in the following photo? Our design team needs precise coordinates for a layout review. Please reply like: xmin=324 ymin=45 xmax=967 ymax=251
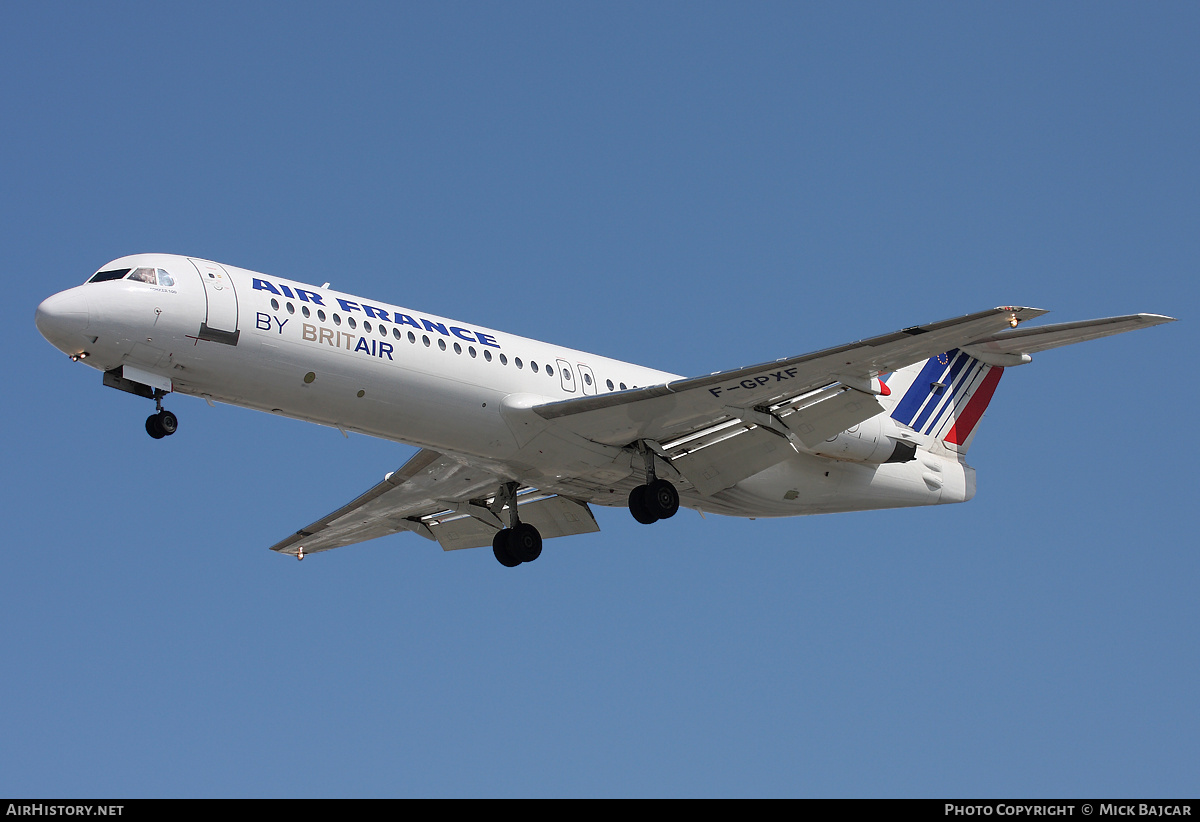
xmin=799 ymin=414 xmax=917 ymax=464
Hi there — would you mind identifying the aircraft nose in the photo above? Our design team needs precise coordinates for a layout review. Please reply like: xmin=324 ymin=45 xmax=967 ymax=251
xmin=35 ymin=288 xmax=91 ymax=351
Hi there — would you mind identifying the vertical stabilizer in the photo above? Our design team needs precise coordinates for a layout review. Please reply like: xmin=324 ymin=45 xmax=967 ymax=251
xmin=882 ymin=350 xmax=1004 ymax=454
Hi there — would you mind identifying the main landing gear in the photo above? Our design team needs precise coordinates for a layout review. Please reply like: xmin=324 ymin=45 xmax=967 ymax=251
xmin=144 ymin=389 xmax=178 ymax=439
xmin=627 ymin=442 xmax=679 ymax=524
xmin=491 ymin=482 xmax=543 ymax=567
xmin=493 ymin=523 xmax=542 ymax=567
xmin=629 ymin=478 xmax=679 ymax=524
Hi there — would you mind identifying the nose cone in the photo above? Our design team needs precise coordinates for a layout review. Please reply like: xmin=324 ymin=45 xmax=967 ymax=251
xmin=36 ymin=288 xmax=91 ymax=352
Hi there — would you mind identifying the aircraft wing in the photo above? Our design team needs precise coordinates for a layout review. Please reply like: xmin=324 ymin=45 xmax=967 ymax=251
xmin=268 ymin=448 xmax=598 ymax=557
xmin=534 ymin=306 xmax=1049 ymax=447
xmin=531 ymin=307 xmax=1178 ymax=498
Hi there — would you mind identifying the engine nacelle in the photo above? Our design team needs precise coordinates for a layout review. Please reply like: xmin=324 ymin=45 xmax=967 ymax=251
xmin=800 ymin=414 xmax=917 ymax=464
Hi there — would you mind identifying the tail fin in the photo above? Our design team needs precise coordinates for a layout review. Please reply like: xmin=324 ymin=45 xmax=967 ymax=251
xmin=881 ymin=349 xmax=1004 ymax=454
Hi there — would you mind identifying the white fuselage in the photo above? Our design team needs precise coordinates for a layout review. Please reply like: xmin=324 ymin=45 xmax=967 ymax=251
xmin=36 ymin=254 xmax=972 ymax=519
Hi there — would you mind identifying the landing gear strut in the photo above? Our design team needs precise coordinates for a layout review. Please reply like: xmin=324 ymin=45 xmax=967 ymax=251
xmin=628 ymin=442 xmax=679 ymax=524
xmin=145 ymin=390 xmax=178 ymax=439
xmin=490 ymin=482 xmax=543 ymax=567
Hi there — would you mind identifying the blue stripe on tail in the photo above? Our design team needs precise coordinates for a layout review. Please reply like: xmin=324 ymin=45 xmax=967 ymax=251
xmin=911 ymin=350 xmax=971 ymax=433
xmin=890 ymin=351 xmax=955 ymax=426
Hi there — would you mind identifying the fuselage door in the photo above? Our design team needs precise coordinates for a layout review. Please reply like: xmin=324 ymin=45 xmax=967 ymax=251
xmin=556 ymin=359 xmax=577 ymax=393
xmin=189 ymin=258 xmax=240 ymax=345
xmin=576 ymin=363 xmax=597 ymax=396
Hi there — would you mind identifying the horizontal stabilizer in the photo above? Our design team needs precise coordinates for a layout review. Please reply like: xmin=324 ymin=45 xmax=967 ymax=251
xmin=962 ymin=314 xmax=1175 ymax=364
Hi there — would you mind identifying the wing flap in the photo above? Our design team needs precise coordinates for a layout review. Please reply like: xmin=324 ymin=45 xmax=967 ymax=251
xmin=777 ymin=385 xmax=887 ymax=448
xmin=433 ymin=494 xmax=599 ymax=551
xmin=659 ymin=424 xmax=791 ymax=497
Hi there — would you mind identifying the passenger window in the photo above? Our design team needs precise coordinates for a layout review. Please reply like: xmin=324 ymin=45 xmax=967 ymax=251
xmin=483 ymin=349 xmax=491 ymax=362
xmin=469 ymin=347 xmax=477 ymax=358
xmin=438 ymin=338 xmax=447 ymax=351
xmin=454 ymin=342 xmax=462 ymax=354
xmin=333 ymin=314 xmax=342 ymax=326
xmin=318 ymin=310 xmax=327 ymax=322
xmin=271 ymin=298 xmax=280 ymax=311
xmin=364 ymin=321 xmax=372 ymax=333
xmin=348 ymin=317 xmax=357 ymax=329
xmin=500 ymin=354 xmax=507 ymax=365
xmin=302 ymin=305 xmax=310 ymax=318
xmin=546 ymin=364 xmax=554 ymax=377
xmin=606 ymin=379 xmax=614 ymax=391
xmin=286 ymin=302 xmax=295 ymax=315
xmin=515 ymin=358 xmax=523 ymax=369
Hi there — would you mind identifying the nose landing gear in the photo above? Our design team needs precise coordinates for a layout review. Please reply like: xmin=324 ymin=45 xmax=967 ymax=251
xmin=145 ymin=409 xmax=179 ymax=439
xmin=144 ymin=389 xmax=178 ymax=439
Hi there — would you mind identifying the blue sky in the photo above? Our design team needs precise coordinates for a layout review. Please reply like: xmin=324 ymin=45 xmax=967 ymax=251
xmin=3 ymin=2 xmax=1197 ymax=797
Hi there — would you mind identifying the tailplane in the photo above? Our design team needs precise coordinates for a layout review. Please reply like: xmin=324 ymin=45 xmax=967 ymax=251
xmin=873 ymin=312 xmax=1174 ymax=456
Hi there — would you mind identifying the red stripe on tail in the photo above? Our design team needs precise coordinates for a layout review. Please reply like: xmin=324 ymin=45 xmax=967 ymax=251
xmin=944 ymin=366 xmax=1004 ymax=445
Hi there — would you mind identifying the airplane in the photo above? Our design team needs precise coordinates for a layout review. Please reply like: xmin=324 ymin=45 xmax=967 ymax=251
xmin=35 ymin=253 xmax=1175 ymax=567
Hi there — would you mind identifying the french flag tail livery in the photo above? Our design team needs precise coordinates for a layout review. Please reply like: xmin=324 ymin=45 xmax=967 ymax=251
xmin=884 ymin=350 xmax=1003 ymax=454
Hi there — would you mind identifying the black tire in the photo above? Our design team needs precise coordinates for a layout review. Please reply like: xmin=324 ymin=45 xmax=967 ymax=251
xmin=645 ymin=479 xmax=679 ymax=520
xmin=507 ymin=522 xmax=542 ymax=563
xmin=629 ymin=485 xmax=658 ymax=524
xmin=158 ymin=410 xmax=178 ymax=436
xmin=145 ymin=414 xmax=165 ymax=439
xmin=493 ymin=529 xmax=521 ymax=567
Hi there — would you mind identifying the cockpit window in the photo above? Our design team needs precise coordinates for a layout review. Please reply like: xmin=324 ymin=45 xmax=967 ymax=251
xmin=125 ymin=267 xmax=176 ymax=287
xmin=88 ymin=268 xmax=130 ymax=283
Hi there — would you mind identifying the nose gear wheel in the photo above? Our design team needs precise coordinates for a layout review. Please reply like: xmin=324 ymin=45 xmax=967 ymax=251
xmin=145 ymin=410 xmax=178 ymax=439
